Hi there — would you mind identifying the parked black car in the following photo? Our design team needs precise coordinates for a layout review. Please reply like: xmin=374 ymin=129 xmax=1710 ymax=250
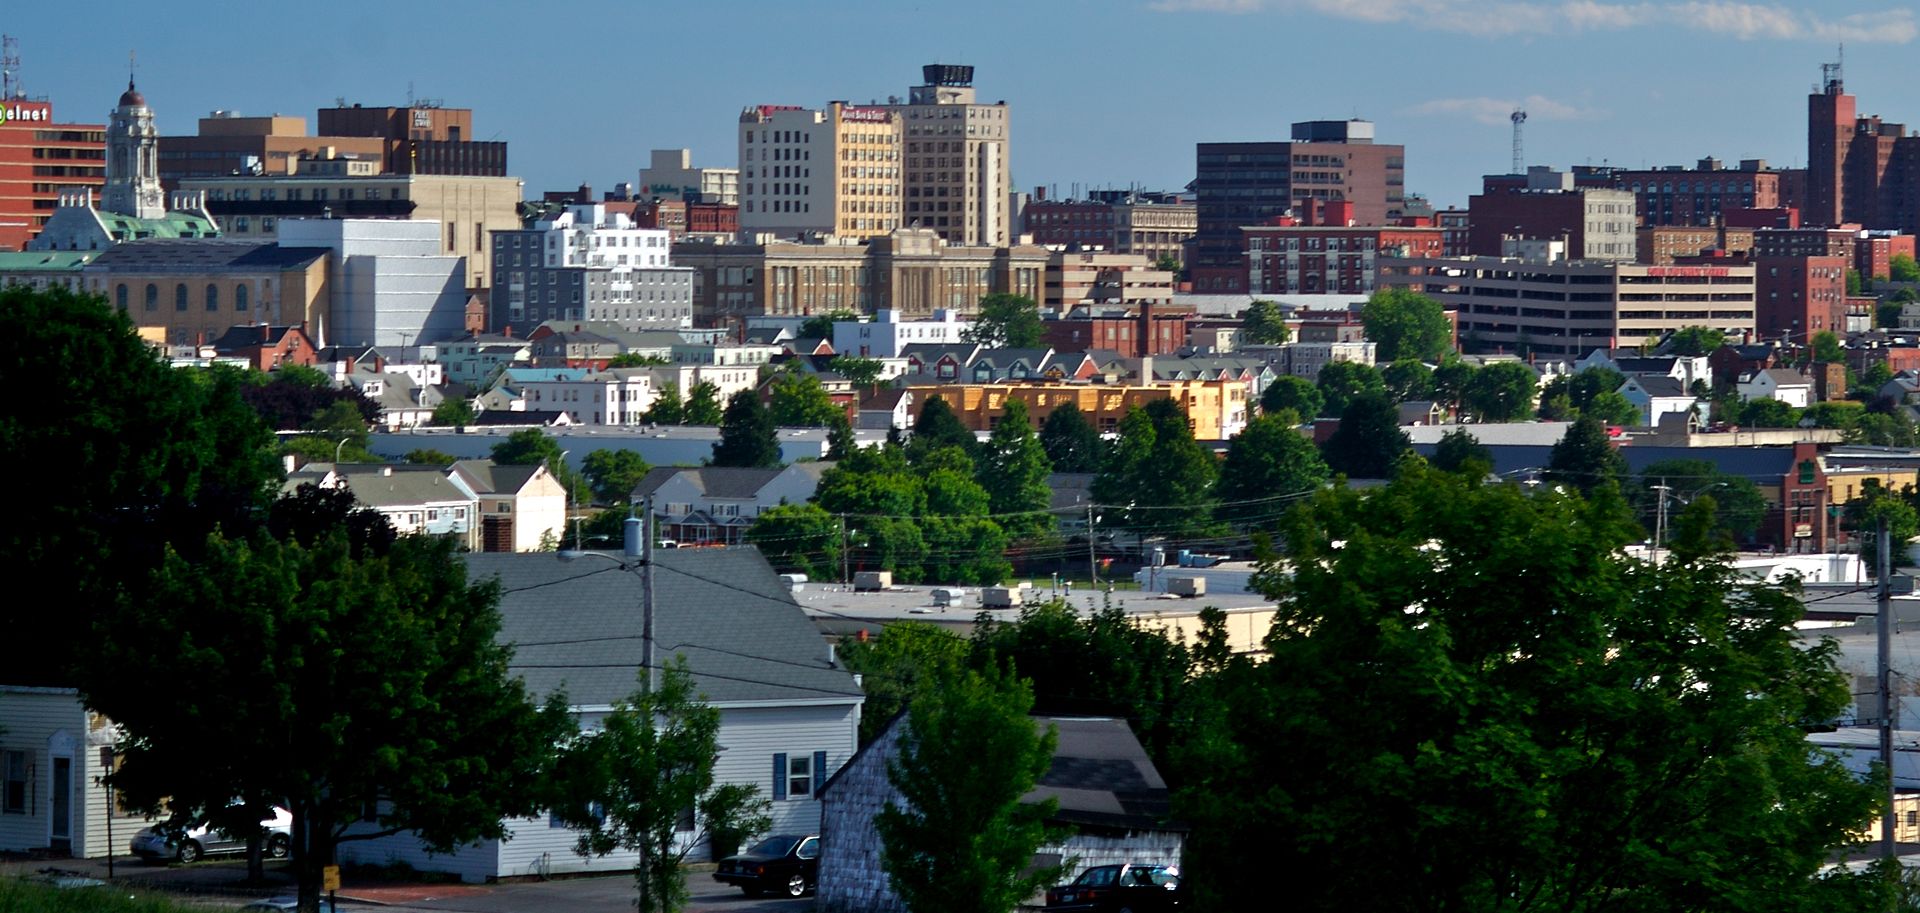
xmin=712 ymin=834 xmax=820 ymax=897
xmin=1044 ymin=863 xmax=1183 ymax=913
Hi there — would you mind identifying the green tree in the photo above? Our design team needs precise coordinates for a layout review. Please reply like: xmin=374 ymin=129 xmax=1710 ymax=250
xmin=1544 ymin=416 xmax=1628 ymax=495
xmin=1585 ymin=390 xmax=1643 ymax=426
xmin=1665 ymin=326 xmax=1727 ymax=357
xmin=827 ymin=412 xmax=858 ymax=461
xmin=1091 ymin=400 xmax=1219 ymax=538
xmin=549 ymin=662 xmax=771 ymax=913
xmin=582 ymin=449 xmax=651 ymax=506
xmin=1739 ymin=397 xmax=1802 ymax=428
xmin=877 ymin=662 xmax=1063 ymax=913
xmin=1879 ymin=301 xmax=1907 ymax=329
xmin=1176 ymin=465 xmax=1881 ymax=913
xmin=1812 ymin=330 xmax=1845 ymax=365
xmin=1240 ymin=299 xmax=1291 ymax=345
xmin=1360 ymin=288 xmax=1453 ymax=362
xmin=768 ymin=372 xmax=843 ymax=427
xmin=961 ymin=293 xmax=1044 ymax=348
xmin=1319 ymin=392 xmax=1410 ymax=480
xmin=0 ymin=288 xmax=282 ymax=686
xmin=87 ymin=530 xmax=570 ymax=913
xmin=1848 ymin=268 xmax=1865 ymax=296
xmin=799 ymin=308 xmax=858 ymax=341
xmin=1381 ymin=358 xmax=1433 ymax=403
xmin=1430 ymin=358 xmax=1475 ymax=415
xmin=1153 ymin=253 xmax=1183 ymax=275
xmin=1894 ymin=253 xmax=1920 ymax=283
xmin=404 ymin=448 xmax=458 ymax=466
xmin=606 ymin=352 xmax=670 ymax=368
xmin=1261 ymin=375 xmax=1325 ymax=419
xmin=832 ymin=355 xmax=886 ymax=388
xmin=1316 ymin=360 xmax=1387 ymax=417
xmin=1038 ymin=402 xmax=1103 ymax=473
xmin=711 ymin=390 xmax=782 ymax=468
xmin=430 ymin=397 xmax=477 ymax=427
xmin=1804 ymin=400 xmax=1866 ymax=431
xmin=683 ymin=381 xmax=724 ymax=425
xmin=492 ymin=428 xmax=587 ymax=503
xmin=1214 ymin=414 xmax=1328 ymax=526
xmin=644 ymin=382 xmax=686 ymax=424
xmin=1459 ymin=361 xmax=1538 ymax=422
xmin=909 ymin=394 xmax=977 ymax=459
xmin=1855 ymin=410 xmax=1918 ymax=446
xmin=1429 ymin=428 xmax=1493 ymax=477
xmin=745 ymin=503 xmax=843 ymax=580
xmin=839 ymin=622 xmax=973 ymax=744
xmin=978 ymin=398 xmax=1054 ymax=541
xmin=1846 ymin=480 xmax=1920 ymax=578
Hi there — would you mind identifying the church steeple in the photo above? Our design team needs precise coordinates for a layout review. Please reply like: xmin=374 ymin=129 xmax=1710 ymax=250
xmin=103 ymin=75 xmax=164 ymax=220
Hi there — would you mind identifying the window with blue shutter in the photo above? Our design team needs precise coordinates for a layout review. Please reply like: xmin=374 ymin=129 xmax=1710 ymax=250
xmin=813 ymin=751 xmax=828 ymax=798
xmin=772 ymin=753 xmax=788 ymax=801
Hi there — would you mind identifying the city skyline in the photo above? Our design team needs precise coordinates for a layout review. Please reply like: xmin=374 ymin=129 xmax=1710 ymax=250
xmin=6 ymin=1 xmax=1919 ymax=208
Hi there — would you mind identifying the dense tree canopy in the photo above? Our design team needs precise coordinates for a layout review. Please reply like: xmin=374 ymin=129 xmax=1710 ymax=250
xmin=710 ymin=390 xmax=782 ymax=468
xmin=1240 ymin=299 xmax=1291 ymax=345
xmin=767 ymin=372 xmax=843 ymax=427
xmin=1038 ymin=402 xmax=1103 ymax=473
xmin=1214 ymin=414 xmax=1328 ymax=526
xmin=1459 ymin=361 xmax=1539 ymax=422
xmin=1381 ymin=358 xmax=1433 ymax=402
xmin=1665 ymin=326 xmax=1728 ymax=357
xmin=1544 ymin=416 xmax=1628 ymax=494
xmin=1316 ymin=360 xmax=1388 ymax=418
xmin=1630 ymin=458 xmax=1769 ymax=545
xmin=683 ymin=381 xmax=724 ymax=426
xmin=582 ymin=448 xmax=651 ymax=506
xmin=977 ymin=398 xmax=1054 ymax=540
xmin=0 ymin=288 xmax=281 ymax=685
xmin=1319 ymin=391 xmax=1410 ymax=480
xmin=909 ymin=394 xmax=977 ymax=458
xmin=1360 ymin=288 xmax=1453 ymax=362
xmin=1261 ymin=375 xmax=1325 ymax=419
xmin=1429 ymin=427 xmax=1493 ymax=477
xmin=1091 ymin=400 xmax=1219 ymax=538
xmin=1174 ymin=464 xmax=1883 ymax=913
xmin=744 ymin=502 xmax=843 ymax=581
xmin=492 ymin=428 xmax=587 ymax=502
xmin=643 ymin=382 xmax=686 ymax=424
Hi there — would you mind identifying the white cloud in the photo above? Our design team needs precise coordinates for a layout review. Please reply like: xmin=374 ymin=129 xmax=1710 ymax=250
xmin=1150 ymin=0 xmax=1919 ymax=44
xmin=1403 ymin=94 xmax=1608 ymax=126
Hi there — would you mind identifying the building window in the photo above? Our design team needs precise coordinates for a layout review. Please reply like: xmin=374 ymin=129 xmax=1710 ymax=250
xmin=115 ymin=283 xmax=127 ymax=310
xmin=1 ymin=750 xmax=24 ymax=814
xmin=206 ymin=284 xmax=219 ymax=311
xmin=236 ymin=284 xmax=249 ymax=311
xmin=175 ymin=283 xmax=188 ymax=311
xmin=144 ymin=283 xmax=157 ymax=311
xmin=773 ymin=751 xmax=824 ymax=800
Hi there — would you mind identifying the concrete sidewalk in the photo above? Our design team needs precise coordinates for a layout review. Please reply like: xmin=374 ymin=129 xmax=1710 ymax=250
xmin=0 ymin=853 xmax=485 ymax=906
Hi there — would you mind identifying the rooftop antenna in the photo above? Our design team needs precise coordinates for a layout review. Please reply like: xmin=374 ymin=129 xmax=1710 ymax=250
xmin=1 ymin=35 xmax=19 ymax=100
xmin=1510 ymin=108 xmax=1527 ymax=176
xmin=407 ymin=81 xmax=415 ymax=106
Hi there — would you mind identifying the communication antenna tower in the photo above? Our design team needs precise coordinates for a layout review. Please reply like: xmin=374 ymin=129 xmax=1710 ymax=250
xmin=1510 ymin=108 xmax=1528 ymax=176
xmin=2 ymin=35 xmax=21 ymax=100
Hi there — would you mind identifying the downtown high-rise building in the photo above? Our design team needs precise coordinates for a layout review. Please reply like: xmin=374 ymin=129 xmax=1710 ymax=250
xmin=884 ymin=65 xmax=1010 ymax=248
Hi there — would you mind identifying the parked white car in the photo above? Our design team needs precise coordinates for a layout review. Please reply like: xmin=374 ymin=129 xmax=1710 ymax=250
xmin=130 ymin=804 xmax=293 ymax=864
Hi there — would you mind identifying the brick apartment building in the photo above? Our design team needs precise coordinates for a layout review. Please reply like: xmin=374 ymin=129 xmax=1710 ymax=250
xmin=1022 ymin=190 xmax=1196 ymax=269
xmin=1807 ymin=61 xmax=1920 ymax=231
xmin=1468 ymin=168 xmax=1636 ymax=261
xmin=1039 ymin=304 xmax=1190 ymax=358
xmin=1191 ymin=120 xmax=1405 ymax=293
xmin=1241 ymin=202 xmax=1444 ymax=295
xmin=0 ymin=98 xmax=105 ymax=251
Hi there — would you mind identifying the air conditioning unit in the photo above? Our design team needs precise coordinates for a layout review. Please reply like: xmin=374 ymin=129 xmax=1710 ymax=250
xmin=853 ymin=571 xmax=892 ymax=592
xmin=1168 ymin=576 xmax=1206 ymax=598
xmin=982 ymin=586 xmax=1024 ymax=608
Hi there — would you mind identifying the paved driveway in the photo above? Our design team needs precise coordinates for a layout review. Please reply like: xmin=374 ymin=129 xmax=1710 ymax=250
xmin=367 ymin=876 xmax=814 ymax=913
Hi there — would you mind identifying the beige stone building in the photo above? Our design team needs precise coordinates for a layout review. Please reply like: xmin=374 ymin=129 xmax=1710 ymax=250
xmin=737 ymin=102 xmax=903 ymax=241
xmin=78 ymin=239 xmax=331 ymax=346
xmin=177 ymin=156 xmax=522 ymax=288
xmin=884 ymin=65 xmax=1011 ymax=248
xmin=676 ymin=228 xmax=1045 ymax=323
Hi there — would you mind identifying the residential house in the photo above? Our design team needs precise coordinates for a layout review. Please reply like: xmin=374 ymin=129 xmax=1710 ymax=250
xmin=1283 ymin=339 xmax=1375 ymax=380
xmin=817 ymin=716 xmax=1183 ymax=913
xmin=831 ymin=309 xmax=973 ymax=359
xmin=1738 ymin=368 xmax=1815 ymax=408
xmin=437 ymin=333 xmax=532 ymax=387
xmin=0 ymin=687 xmax=150 ymax=858
xmin=785 ymin=337 xmax=837 ymax=358
xmin=329 ymin=464 xmax=480 ymax=549
xmin=1397 ymin=400 xmax=1446 ymax=426
xmin=336 ymin=548 xmax=864 ymax=881
xmin=632 ymin=464 xmax=834 ymax=546
xmin=451 ymin=459 xmax=569 ymax=552
xmin=1576 ymin=349 xmax=1711 ymax=390
xmin=856 ymin=389 xmax=915 ymax=431
xmin=208 ymin=323 xmax=318 ymax=372
xmin=1617 ymin=376 xmax=1699 ymax=428
xmin=900 ymin=343 xmax=983 ymax=382
xmin=516 ymin=369 xmax=657 ymax=426
xmin=1709 ymin=343 xmax=1781 ymax=388
xmin=348 ymin=370 xmax=443 ymax=430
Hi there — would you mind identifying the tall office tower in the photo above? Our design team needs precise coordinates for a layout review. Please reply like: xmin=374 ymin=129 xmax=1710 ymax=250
xmin=886 ymin=65 xmax=1010 ymax=247
xmin=1190 ymin=120 xmax=1404 ymax=293
xmin=738 ymin=102 xmax=902 ymax=241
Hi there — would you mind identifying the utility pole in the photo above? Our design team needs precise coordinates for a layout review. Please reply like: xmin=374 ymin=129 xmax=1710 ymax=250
xmin=642 ymin=494 xmax=655 ymax=697
xmin=1652 ymin=478 xmax=1669 ymax=561
xmin=1879 ymin=513 xmax=1897 ymax=860
xmin=1086 ymin=505 xmax=1098 ymax=585
xmin=839 ymin=514 xmax=850 ymax=586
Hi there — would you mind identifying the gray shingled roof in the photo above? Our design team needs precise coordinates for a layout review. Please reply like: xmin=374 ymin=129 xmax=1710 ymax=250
xmin=1033 ymin=717 xmax=1178 ymax=831
xmin=470 ymin=549 xmax=862 ymax=707
xmin=451 ymin=459 xmax=541 ymax=494
xmin=335 ymin=465 xmax=472 ymax=508
xmin=631 ymin=466 xmax=786 ymax=500
xmin=91 ymin=239 xmax=329 ymax=272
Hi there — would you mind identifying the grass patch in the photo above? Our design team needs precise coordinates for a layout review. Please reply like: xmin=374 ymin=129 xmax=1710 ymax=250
xmin=0 ymin=878 xmax=223 ymax=913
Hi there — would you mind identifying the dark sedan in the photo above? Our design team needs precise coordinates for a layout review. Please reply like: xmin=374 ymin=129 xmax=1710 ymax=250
xmin=712 ymin=834 xmax=820 ymax=897
xmin=1044 ymin=863 xmax=1183 ymax=913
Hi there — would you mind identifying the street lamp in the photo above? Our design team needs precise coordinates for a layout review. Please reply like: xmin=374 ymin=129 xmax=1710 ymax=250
xmin=1651 ymin=478 xmax=1728 ymax=560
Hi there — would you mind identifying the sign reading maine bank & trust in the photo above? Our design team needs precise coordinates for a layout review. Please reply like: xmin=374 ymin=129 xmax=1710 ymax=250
xmin=0 ymin=102 xmax=53 ymax=126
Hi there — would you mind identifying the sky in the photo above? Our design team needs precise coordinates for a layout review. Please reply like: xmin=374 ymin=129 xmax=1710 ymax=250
xmin=8 ymin=0 xmax=1920 ymax=209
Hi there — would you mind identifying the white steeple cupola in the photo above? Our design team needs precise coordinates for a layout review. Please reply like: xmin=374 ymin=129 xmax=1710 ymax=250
xmin=103 ymin=78 xmax=165 ymax=220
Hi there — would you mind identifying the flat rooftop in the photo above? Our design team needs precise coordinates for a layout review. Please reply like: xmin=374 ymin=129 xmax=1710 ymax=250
xmin=792 ymin=580 xmax=1273 ymax=636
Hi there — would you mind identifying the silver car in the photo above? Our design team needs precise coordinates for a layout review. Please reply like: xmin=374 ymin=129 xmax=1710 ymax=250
xmin=130 ymin=804 xmax=293 ymax=864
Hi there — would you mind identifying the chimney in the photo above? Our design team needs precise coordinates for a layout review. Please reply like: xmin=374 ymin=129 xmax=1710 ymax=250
xmin=260 ymin=323 xmax=270 ymax=343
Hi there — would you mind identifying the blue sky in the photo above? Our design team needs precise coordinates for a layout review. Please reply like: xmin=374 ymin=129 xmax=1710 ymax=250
xmin=8 ymin=1 xmax=1920 ymax=208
